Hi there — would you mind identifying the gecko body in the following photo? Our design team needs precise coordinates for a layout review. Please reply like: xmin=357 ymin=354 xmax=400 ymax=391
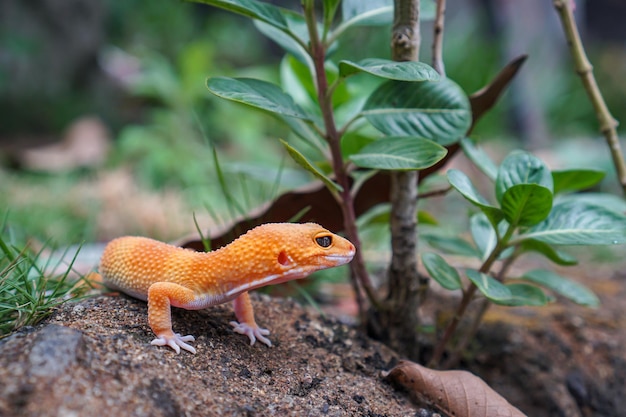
xmin=99 ymin=223 xmax=355 ymax=354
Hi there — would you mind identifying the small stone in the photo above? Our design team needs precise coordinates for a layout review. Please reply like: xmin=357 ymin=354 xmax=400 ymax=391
xmin=28 ymin=324 xmax=83 ymax=378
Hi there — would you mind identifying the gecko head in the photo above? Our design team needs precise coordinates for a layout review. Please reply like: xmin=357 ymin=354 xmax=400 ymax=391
xmin=281 ymin=223 xmax=355 ymax=269
xmin=250 ymin=223 xmax=355 ymax=277
xmin=223 ymin=223 xmax=356 ymax=297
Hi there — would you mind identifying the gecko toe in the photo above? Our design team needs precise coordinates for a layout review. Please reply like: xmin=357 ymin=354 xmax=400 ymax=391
xmin=230 ymin=321 xmax=272 ymax=347
xmin=151 ymin=333 xmax=196 ymax=354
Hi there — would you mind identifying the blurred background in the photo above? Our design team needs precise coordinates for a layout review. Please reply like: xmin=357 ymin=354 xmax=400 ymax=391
xmin=0 ymin=0 xmax=625 ymax=245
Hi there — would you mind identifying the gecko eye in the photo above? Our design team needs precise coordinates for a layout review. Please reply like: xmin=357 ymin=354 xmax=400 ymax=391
xmin=315 ymin=235 xmax=332 ymax=248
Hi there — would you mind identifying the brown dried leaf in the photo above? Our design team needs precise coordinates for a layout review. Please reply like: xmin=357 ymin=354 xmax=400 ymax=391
xmin=180 ymin=57 xmax=527 ymax=250
xmin=469 ymin=55 xmax=528 ymax=129
xmin=387 ymin=360 xmax=527 ymax=417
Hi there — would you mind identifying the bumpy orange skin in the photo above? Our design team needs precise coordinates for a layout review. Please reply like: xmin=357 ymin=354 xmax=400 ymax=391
xmin=99 ymin=223 xmax=355 ymax=354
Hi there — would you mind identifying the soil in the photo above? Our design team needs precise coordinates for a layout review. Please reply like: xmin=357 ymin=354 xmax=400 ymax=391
xmin=0 ymin=257 xmax=624 ymax=417
xmin=464 ymin=261 xmax=626 ymax=417
xmin=0 ymin=295 xmax=427 ymax=417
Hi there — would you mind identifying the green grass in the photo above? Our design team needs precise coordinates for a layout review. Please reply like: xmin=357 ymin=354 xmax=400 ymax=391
xmin=0 ymin=226 xmax=87 ymax=337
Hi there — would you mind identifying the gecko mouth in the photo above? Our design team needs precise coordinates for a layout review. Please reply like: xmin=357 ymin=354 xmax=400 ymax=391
xmin=324 ymin=252 xmax=355 ymax=265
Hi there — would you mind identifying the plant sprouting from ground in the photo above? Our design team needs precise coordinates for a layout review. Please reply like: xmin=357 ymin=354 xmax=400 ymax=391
xmin=181 ymin=0 xmax=626 ymax=367
xmin=425 ymin=143 xmax=625 ymax=367
xmin=188 ymin=0 xmax=469 ymax=344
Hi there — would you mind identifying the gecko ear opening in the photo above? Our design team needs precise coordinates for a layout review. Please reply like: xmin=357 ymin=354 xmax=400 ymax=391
xmin=277 ymin=251 xmax=290 ymax=266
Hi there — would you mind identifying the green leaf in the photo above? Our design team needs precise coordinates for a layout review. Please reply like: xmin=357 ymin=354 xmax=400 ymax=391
xmin=422 ymin=253 xmax=462 ymax=290
xmin=418 ymin=210 xmax=439 ymax=226
xmin=255 ymin=20 xmax=311 ymax=68
xmin=207 ymin=77 xmax=311 ymax=119
xmin=279 ymin=117 xmax=326 ymax=152
xmin=340 ymin=132 xmax=377 ymax=159
xmin=518 ymin=239 xmax=578 ymax=266
xmin=515 ymin=201 xmax=626 ymax=245
xmin=363 ymin=79 xmax=471 ymax=145
xmin=339 ymin=59 xmax=440 ymax=81
xmin=501 ymin=184 xmax=553 ymax=227
xmin=280 ymin=139 xmax=343 ymax=193
xmin=340 ymin=0 xmax=392 ymax=27
xmin=470 ymin=213 xmax=497 ymax=261
xmin=323 ymin=0 xmax=341 ymax=29
xmin=460 ymin=137 xmax=498 ymax=181
xmin=556 ymin=192 xmax=626 ymax=214
xmin=358 ymin=204 xmax=437 ymax=227
xmin=357 ymin=203 xmax=390 ymax=226
xmin=521 ymin=269 xmax=599 ymax=307
xmin=447 ymin=169 xmax=503 ymax=226
xmin=350 ymin=136 xmax=447 ymax=171
xmin=552 ymin=169 xmax=605 ymax=194
xmin=280 ymin=55 xmax=317 ymax=109
xmin=188 ymin=0 xmax=289 ymax=30
xmin=492 ymin=284 xmax=549 ymax=307
xmin=422 ymin=234 xmax=479 ymax=257
xmin=495 ymin=151 xmax=553 ymax=204
xmin=339 ymin=0 xmax=435 ymax=29
xmin=466 ymin=269 xmax=512 ymax=302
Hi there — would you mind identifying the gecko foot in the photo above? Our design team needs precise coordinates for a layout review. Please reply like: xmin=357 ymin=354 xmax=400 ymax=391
xmin=151 ymin=333 xmax=196 ymax=354
xmin=229 ymin=321 xmax=272 ymax=347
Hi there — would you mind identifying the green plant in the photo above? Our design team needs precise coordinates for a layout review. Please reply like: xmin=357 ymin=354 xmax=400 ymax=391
xmin=425 ymin=143 xmax=624 ymax=367
xmin=0 ymin=223 xmax=86 ymax=336
xmin=188 ymin=0 xmax=463 ymax=331
xmin=180 ymin=0 xmax=626 ymax=368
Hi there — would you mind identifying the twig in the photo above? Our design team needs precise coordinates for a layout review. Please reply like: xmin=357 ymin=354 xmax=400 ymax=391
xmin=553 ymin=0 xmax=626 ymax=194
xmin=431 ymin=0 xmax=446 ymax=76
xmin=419 ymin=185 xmax=451 ymax=199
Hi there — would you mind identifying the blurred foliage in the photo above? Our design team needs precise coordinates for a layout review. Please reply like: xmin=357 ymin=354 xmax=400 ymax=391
xmin=0 ymin=171 xmax=100 ymax=244
xmin=2 ymin=0 xmax=624 ymax=137
xmin=1 ymin=0 xmax=625 ymax=245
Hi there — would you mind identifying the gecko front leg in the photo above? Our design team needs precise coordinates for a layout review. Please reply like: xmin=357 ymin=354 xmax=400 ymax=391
xmin=230 ymin=292 xmax=271 ymax=346
xmin=147 ymin=281 xmax=197 ymax=354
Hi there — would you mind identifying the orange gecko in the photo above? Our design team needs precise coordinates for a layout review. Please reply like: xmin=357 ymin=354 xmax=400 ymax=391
xmin=98 ymin=223 xmax=355 ymax=354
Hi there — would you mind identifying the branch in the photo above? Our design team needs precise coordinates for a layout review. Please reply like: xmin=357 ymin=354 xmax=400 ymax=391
xmin=391 ymin=0 xmax=420 ymax=62
xmin=553 ymin=0 xmax=626 ymax=194
xmin=431 ymin=0 xmax=446 ymax=76
xmin=385 ymin=0 xmax=420 ymax=302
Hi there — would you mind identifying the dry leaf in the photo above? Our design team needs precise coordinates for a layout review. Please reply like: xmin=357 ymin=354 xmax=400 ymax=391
xmin=387 ymin=360 xmax=527 ymax=417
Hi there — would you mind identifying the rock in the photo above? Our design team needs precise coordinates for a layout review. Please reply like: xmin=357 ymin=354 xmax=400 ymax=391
xmin=28 ymin=324 xmax=83 ymax=378
xmin=0 ymin=295 xmax=422 ymax=417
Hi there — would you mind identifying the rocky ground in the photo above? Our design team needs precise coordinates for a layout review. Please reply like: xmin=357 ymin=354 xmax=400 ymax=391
xmin=0 ymin=258 xmax=624 ymax=417
xmin=0 ymin=295 xmax=422 ymax=417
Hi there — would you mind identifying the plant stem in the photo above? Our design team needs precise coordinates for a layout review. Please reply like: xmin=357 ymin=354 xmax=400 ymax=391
xmin=303 ymin=1 xmax=380 ymax=313
xmin=553 ymin=0 xmax=626 ymax=194
xmin=429 ymin=224 xmax=517 ymax=367
xmin=428 ymin=223 xmax=513 ymax=368
xmin=441 ymin=248 xmax=519 ymax=369
xmin=431 ymin=0 xmax=446 ymax=76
